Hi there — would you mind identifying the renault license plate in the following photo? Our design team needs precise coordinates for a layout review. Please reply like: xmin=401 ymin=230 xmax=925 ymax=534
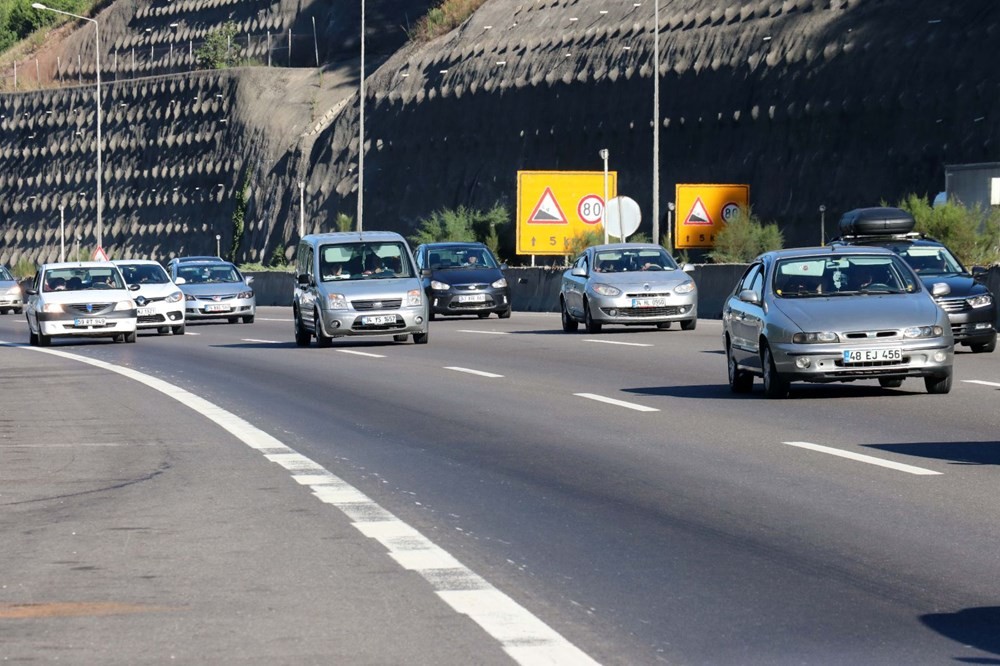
xmin=137 ymin=307 xmax=155 ymax=317
xmin=632 ymin=297 xmax=666 ymax=308
xmin=362 ymin=314 xmax=397 ymax=326
xmin=843 ymin=348 xmax=902 ymax=363
xmin=74 ymin=317 xmax=106 ymax=327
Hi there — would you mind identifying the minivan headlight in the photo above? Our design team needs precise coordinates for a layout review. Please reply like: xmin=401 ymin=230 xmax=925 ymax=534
xmin=967 ymin=294 xmax=993 ymax=309
xmin=407 ymin=289 xmax=423 ymax=307
xmin=327 ymin=293 xmax=348 ymax=310
xmin=491 ymin=277 xmax=508 ymax=289
xmin=430 ymin=280 xmax=450 ymax=290
xmin=903 ymin=325 xmax=944 ymax=339
xmin=792 ymin=331 xmax=840 ymax=344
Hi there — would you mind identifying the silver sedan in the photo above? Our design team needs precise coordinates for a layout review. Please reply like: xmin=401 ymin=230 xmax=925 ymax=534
xmin=560 ymin=243 xmax=698 ymax=333
xmin=723 ymin=246 xmax=954 ymax=398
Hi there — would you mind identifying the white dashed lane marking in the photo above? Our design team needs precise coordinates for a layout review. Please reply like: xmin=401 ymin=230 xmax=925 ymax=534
xmin=963 ymin=380 xmax=1000 ymax=388
xmin=445 ymin=366 xmax=504 ymax=378
xmin=584 ymin=339 xmax=653 ymax=347
xmin=574 ymin=393 xmax=659 ymax=412
xmin=336 ymin=349 xmax=386 ymax=358
xmin=457 ymin=329 xmax=509 ymax=335
xmin=242 ymin=338 xmax=282 ymax=344
xmin=782 ymin=441 xmax=941 ymax=476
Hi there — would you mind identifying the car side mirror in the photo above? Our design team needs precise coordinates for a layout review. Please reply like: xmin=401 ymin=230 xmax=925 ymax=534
xmin=738 ymin=289 xmax=761 ymax=305
xmin=500 ymin=263 xmax=508 ymax=270
xmin=421 ymin=268 xmax=432 ymax=278
xmin=931 ymin=282 xmax=951 ymax=297
xmin=681 ymin=263 xmax=695 ymax=273
xmin=971 ymin=266 xmax=987 ymax=280
xmin=128 ymin=283 xmax=141 ymax=292
xmin=174 ymin=277 xmax=186 ymax=285
xmin=297 ymin=273 xmax=311 ymax=286
xmin=244 ymin=275 xmax=254 ymax=285
xmin=25 ymin=287 xmax=37 ymax=296
xmin=571 ymin=266 xmax=587 ymax=278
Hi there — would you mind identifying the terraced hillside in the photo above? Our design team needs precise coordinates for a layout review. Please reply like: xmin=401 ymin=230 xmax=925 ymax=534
xmin=0 ymin=0 xmax=996 ymax=266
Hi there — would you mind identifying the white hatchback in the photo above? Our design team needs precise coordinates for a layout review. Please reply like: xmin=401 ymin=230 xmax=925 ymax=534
xmin=24 ymin=262 xmax=139 ymax=346
xmin=114 ymin=260 xmax=186 ymax=335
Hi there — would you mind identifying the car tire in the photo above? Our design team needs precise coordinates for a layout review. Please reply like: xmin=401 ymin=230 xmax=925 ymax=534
xmin=172 ymin=324 xmax=186 ymax=335
xmin=38 ymin=332 xmax=52 ymax=347
xmin=681 ymin=318 xmax=697 ymax=331
xmin=113 ymin=334 xmax=124 ymax=343
xmin=924 ymin=370 xmax=953 ymax=394
xmin=28 ymin=329 xmax=38 ymax=346
xmin=314 ymin=309 xmax=333 ymax=348
xmin=13 ymin=307 xmax=22 ymax=315
xmin=761 ymin=344 xmax=789 ymax=399
xmin=584 ymin=301 xmax=602 ymax=334
xmin=243 ymin=315 xmax=255 ymax=324
xmin=294 ymin=308 xmax=311 ymax=347
xmin=393 ymin=334 xmax=409 ymax=342
xmin=158 ymin=326 xmax=170 ymax=335
xmin=498 ymin=308 xmax=511 ymax=319
xmin=228 ymin=316 xmax=240 ymax=324
xmin=429 ymin=311 xmax=436 ymax=321
xmin=561 ymin=299 xmax=578 ymax=332
xmin=413 ymin=330 xmax=429 ymax=344
xmin=125 ymin=331 xmax=137 ymax=344
xmin=657 ymin=322 xmax=671 ymax=330
xmin=728 ymin=341 xmax=754 ymax=393
xmin=477 ymin=312 xmax=491 ymax=319
xmin=878 ymin=378 xmax=904 ymax=388
xmin=970 ymin=334 xmax=997 ymax=353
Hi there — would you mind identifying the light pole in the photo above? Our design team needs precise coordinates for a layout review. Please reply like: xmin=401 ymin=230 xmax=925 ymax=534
xmin=599 ymin=148 xmax=609 ymax=244
xmin=652 ymin=0 xmax=660 ymax=247
xmin=59 ymin=204 xmax=65 ymax=261
xmin=298 ymin=181 xmax=305 ymax=236
xmin=33 ymin=3 xmax=102 ymax=250
xmin=819 ymin=204 xmax=826 ymax=246
xmin=357 ymin=0 xmax=365 ymax=232
xmin=667 ymin=201 xmax=675 ymax=255
xmin=215 ymin=234 xmax=221 ymax=257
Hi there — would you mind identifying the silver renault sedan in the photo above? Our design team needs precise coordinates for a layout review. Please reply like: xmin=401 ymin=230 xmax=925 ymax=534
xmin=0 ymin=264 xmax=23 ymax=314
xmin=722 ymin=246 xmax=954 ymax=398
xmin=560 ymin=243 xmax=697 ymax=333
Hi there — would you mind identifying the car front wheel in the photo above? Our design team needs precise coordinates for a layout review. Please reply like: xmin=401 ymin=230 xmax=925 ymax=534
xmin=294 ymin=308 xmax=311 ymax=347
xmin=314 ymin=309 xmax=332 ymax=348
xmin=560 ymin=298 xmax=578 ymax=332
xmin=728 ymin=341 xmax=754 ymax=393
xmin=761 ymin=344 xmax=789 ymax=399
xmin=924 ymin=369 xmax=953 ymax=394
xmin=584 ymin=301 xmax=602 ymax=334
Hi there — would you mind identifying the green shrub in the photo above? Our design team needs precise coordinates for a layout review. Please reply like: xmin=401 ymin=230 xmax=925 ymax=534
xmin=409 ymin=204 xmax=508 ymax=248
xmin=565 ymin=229 xmax=604 ymax=258
xmin=196 ymin=21 xmax=241 ymax=69
xmin=334 ymin=212 xmax=353 ymax=233
xmin=897 ymin=194 xmax=1000 ymax=267
xmin=708 ymin=206 xmax=784 ymax=263
xmin=412 ymin=0 xmax=487 ymax=42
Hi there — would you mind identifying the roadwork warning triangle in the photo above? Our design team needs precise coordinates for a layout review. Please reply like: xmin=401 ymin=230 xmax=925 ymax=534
xmin=527 ymin=187 xmax=568 ymax=224
xmin=92 ymin=246 xmax=109 ymax=261
xmin=683 ymin=197 xmax=713 ymax=226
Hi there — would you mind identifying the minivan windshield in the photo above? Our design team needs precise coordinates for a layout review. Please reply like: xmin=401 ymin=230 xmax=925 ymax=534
xmin=319 ymin=242 xmax=413 ymax=281
xmin=773 ymin=254 xmax=920 ymax=297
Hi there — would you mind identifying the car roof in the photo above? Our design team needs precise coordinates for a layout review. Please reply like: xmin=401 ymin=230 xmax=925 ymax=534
xmin=420 ymin=241 xmax=487 ymax=248
xmin=762 ymin=245 xmax=897 ymax=261
xmin=589 ymin=243 xmax=666 ymax=252
xmin=169 ymin=255 xmax=222 ymax=263
xmin=113 ymin=259 xmax=162 ymax=265
xmin=174 ymin=260 xmax=236 ymax=267
xmin=304 ymin=231 xmax=405 ymax=244
xmin=41 ymin=261 xmax=124 ymax=270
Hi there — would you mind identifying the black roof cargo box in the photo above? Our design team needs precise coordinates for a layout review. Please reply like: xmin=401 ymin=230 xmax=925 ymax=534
xmin=838 ymin=207 xmax=916 ymax=236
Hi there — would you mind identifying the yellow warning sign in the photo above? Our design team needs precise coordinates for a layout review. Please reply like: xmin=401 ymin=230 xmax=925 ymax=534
xmin=517 ymin=171 xmax=617 ymax=255
xmin=675 ymin=184 xmax=750 ymax=249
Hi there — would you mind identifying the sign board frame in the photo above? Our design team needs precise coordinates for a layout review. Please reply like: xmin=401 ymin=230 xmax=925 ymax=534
xmin=675 ymin=183 xmax=750 ymax=249
xmin=517 ymin=171 xmax=617 ymax=256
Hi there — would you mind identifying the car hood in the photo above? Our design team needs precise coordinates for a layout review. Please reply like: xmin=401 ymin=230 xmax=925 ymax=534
xmin=131 ymin=283 xmax=181 ymax=299
xmin=431 ymin=267 xmax=504 ymax=285
xmin=180 ymin=282 xmax=250 ymax=297
xmin=592 ymin=270 xmax=694 ymax=289
xmin=774 ymin=294 xmax=941 ymax=330
xmin=917 ymin=273 xmax=989 ymax=298
xmin=0 ymin=279 xmax=18 ymax=289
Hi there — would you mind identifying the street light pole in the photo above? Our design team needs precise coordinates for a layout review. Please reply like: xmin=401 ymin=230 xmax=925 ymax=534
xmin=600 ymin=148 xmax=609 ymax=245
xmin=33 ymin=3 xmax=102 ymax=250
xmin=667 ymin=201 xmax=675 ymax=255
xmin=357 ymin=0 xmax=365 ymax=232
xmin=59 ymin=205 xmax=65 ymax=261
xmin=652 ymin=0 xmax=660 ymax=247
xmin=298 ymin=181 xmax=305 ymax=236
xmin=216 ymin=234 xmax=221 ymax=257
xmin=819 ymin=204 xmax=827 ymax=246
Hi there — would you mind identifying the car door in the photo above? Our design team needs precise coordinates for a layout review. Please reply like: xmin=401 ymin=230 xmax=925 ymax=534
xmin=562 ymin=252 xmax=589 ymax=317
xmin=725 ymin=262 xmax=765 ymax=369
xmin=24 ymin=270 xmax=43 ymax=333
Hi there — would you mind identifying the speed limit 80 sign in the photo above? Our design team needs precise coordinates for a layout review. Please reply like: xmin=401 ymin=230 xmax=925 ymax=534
xmin=674 ymin=184 xmax=750 ymax=249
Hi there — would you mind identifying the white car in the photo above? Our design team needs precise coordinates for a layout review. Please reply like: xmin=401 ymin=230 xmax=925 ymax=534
xmin=24 ymin=262 xmax=139 ymax=346
xmin=114 ymin=259 xmax=186 ymax=335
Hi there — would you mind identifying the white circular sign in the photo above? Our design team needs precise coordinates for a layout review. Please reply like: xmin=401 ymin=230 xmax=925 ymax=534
xmin=721 ymin=202 xmax=741 ymax=222
xmin=578 ymin=194 xmax=604 ymax=224
xmin=604 ymin=196 xmax=642 ymax=239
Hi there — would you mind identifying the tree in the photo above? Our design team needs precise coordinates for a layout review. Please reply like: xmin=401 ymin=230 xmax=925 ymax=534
xmin=196 ymin=21 xmax=241 ymax=69
xmin=409 ymin=204 xmax=508 ymax=248
xmin=708 ymin=206 xmax=783 ymax=263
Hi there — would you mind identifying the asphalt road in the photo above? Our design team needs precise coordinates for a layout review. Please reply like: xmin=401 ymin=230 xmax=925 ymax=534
xmin=3 ymin=308 xmax=1000 ymax=665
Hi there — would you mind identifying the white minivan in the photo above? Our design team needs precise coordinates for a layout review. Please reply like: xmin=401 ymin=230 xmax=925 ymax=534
xmin=293 ymin=231 xmax=429 ymax=347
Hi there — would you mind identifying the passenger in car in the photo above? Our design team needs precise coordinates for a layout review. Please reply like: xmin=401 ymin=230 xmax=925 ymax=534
xmin=45 ymin=276 xmax=66 ymax=291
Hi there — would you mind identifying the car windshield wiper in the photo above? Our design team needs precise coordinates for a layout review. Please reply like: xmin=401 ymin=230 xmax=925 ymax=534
xmin=859 ymin=286 xmax=904 ymax=294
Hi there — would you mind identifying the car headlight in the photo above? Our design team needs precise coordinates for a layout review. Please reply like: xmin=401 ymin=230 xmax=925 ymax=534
xmin=592 ymin=283 xmax=622 ymax=297
xmin=407 ymin=289 xmax=423 ymax=307
xmin=6 ymin=285 xmax=20 ymax=296
xmin=41 ymin=303 xmax=63 ymax=313
xmin=185 ymin=293 xmax=197 ymax=301
xmin=165 ymin=290 xmax=184 ymax=303
xmin=114 ymin=300 xmax=134 ymax=311
xmin=967 ymin=294 xmax=993 ymax=309
xmin=326 ymin=293 xmax=348 ymax=310
xmin=792 ymin=331 xmax=840 ymax=344
xmin=430 ymin=280 xmax=450 ymax=290
xmin=903 ymin=325 xmax=944 ymax=339
xmin=237 ymin=290 xmax=254 ymax=299
xmin=491 ymin=277 xmax=508 ymax=289
xmin=673 ymin=280 xmax=695 ymax=294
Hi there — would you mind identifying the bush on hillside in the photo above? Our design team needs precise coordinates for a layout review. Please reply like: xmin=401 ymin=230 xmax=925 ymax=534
xmin=196 ymin=21 xmax=241 ymax=69
xmin=409 ymin=204 xmax=508 ymax=250
xmin=412 ymin=0 xmax=486 ymax=42
xmin=897 ymin=194 xmax=1000 ymax=267
xmin=0 ymin=0 xmax=87 ymax=51
xmin=709 ymin=206 xmax=784 ymax=263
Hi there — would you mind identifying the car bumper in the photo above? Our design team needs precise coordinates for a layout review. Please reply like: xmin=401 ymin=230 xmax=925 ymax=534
xmin=136 ymin=302 xmax=185 ymax=328
xmin=185 ymin=297 xmax=256 ymax=320
xmin=770 ymin=340 xmax=953 ymax=381
xmin=37 ymin=310 xmax=137 ymax=337
xmin=588 ymin=292 xmax=697 ymax=324
xmin=429 ymin=288 xmax=511 ymax=315
xmin=321 ymin=306 xmax=428 ymax=337
xmin=0 ymin=296 xmax=23 ymax=309
xmin=944 ymin=308 xmax=996 ymax=345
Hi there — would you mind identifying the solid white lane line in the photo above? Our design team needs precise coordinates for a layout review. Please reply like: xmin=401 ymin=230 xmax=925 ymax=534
xmin=782 ymin=441 xmax=941 ymax=476
xmin=257 ymin=318 xmax=292 ymax=322
xmin=242 ymin=338 xmax=282 ymax=344
xmin=963 ymin=380 xmax=1000 ymax=388
xmin=574 ymin=393 xmax=659 ymax=412
xmin=457 ymin=330 xmax=509 ymax=335
xmin=5 ymin=341 xmax=598 ymax=666
xmin=584 ymin=339 xmax=653 ymax=347
xmin=445 ymin=366 xmax=504 ymax=378
xmin=336 ymin=349 xmax=386 ymax=358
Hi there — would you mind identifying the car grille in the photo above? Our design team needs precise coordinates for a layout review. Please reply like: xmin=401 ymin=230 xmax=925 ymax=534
xmin=197 ymin=294 xmax=237 ymax=301
xmin=835 ymin=357 xmax=910 ymax=368
xmin=353 ymin=299 xmax=402 ymax=310
xmin=138 ymin=314 xmax=167 ymax=324
xmin=65 ymin=303 xmax=113 ymax=315
xmin=842 ymin=330 xmax=900 ymax=340
xmin=937 ymin=297 xmax=969 ymax=313
xmin=607 ymin=306 xmax=683 ymax=317
xmin=625 ymin=291 xmax=672 ymax=298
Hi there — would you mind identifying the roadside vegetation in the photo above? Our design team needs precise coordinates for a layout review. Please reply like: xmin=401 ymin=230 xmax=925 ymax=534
xmin=0 ymin=0 xmax=92 ymax=53
xmin=897 ymin=194 xmax=1000 ymax=268
xmin=195 ymin=21 xmax=243 ymax=69
xmin=409 ymin=203 xmax=509 ymax=260
xmin=411 ymin=0 xmax=486 ymax=42
xmin=708 ymin=206 xmax=784 ymax=263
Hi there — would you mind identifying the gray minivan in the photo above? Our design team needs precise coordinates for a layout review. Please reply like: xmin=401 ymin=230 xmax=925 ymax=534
xmin=293 ymin=231 xmax=429 ymax=346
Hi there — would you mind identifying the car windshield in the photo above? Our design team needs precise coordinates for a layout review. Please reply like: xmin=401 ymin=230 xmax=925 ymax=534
xmin=118 ymin=263 xmax=170 ymax=285
xmin=593 ymin=248 xmax=679 ymax=273
xmin=43 ymin=267 xmax=125 ymax=292
xmin=425 ymin=246 xmax=499 ymax=270
xmin=773 ymin=254 xmax=919 ymax=297
xmin=177 ymin=263 xmax=241 ymax=284
xmin=319 ymin=242 xmax=413 ymax=281
xmin=0 ymin=266 xmax=12 ymax=281
xmin=897 ymin=245 xmax=965 ymax=276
